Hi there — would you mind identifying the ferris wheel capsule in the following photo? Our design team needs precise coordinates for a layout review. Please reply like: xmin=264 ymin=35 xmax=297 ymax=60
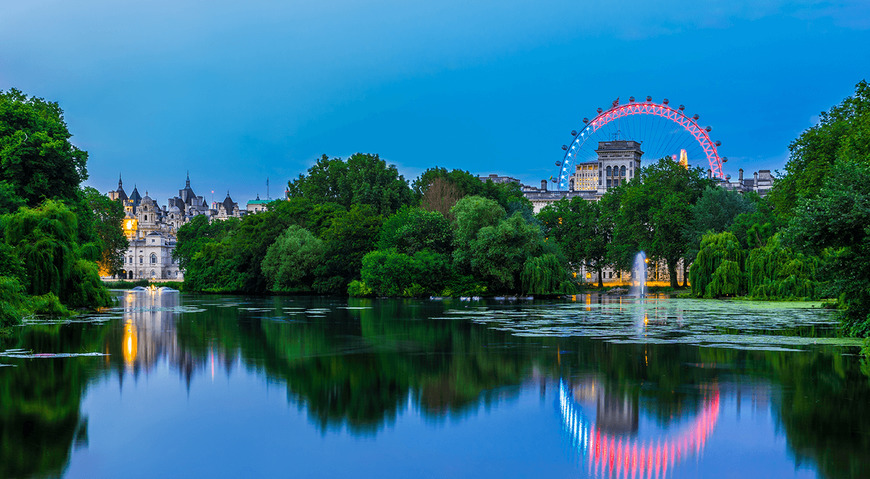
xmin=715 ymin=141 xmax=721 ymax=147
xmin=646 ymin=96 xmax=652 ymax=102
xmin=561 ymin=145 xmax=568 ymax=151
xmin=693 ymin=114 xmax=700 ymax=120
xmin=571 ymin=130 xmax=577 ymax=136
xmin=582 ymin=118 xmax=589 ymax=123
xmin=678 ymin=105 xmax=685 ymax=110
xmin=629 ymin=96 xmax=635 ymax=102
xmin=555 ymin=161 xmax=561 ymax=167
xmin=597 ymin=108 xmax=603 ymax=113
xmin=663 ymin=98 xmax=669 ymax=104
xmin=722 ymin=157 xmax=728 ymax=162
xmin=705 ymin=126 xmax=712 ymax=132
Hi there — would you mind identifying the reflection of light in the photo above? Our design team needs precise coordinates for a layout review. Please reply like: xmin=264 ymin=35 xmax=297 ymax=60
xmin=559 ymin=380 xmax=720 ymax=479
xmin=123 ymin=319 xmax=138 ymax=367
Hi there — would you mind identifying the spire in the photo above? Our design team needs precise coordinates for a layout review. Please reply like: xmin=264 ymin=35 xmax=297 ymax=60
xmin=186 ymin=171 xmax=190 ymax=188
xmin=118 ymin=173 xmax=123 ymax=189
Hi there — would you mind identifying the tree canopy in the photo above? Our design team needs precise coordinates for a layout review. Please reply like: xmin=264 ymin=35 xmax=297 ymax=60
xmin=287 ymin=153 xmax=415 ymax=216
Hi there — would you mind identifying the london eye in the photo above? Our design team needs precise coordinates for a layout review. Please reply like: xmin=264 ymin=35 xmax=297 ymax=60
xmin=554 ymin=97 xmax=725 ymax=191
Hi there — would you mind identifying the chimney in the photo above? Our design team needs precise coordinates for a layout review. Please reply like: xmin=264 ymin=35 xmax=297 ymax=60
xmin=707 ymin=169 xmax=712 ymax=179
xmin=739 ymin=168 xmax=744 ymax=182
xmin=541 ymin=180 xmax=547 ymax=191
xmin=754 ymin=171 xmax=758 ymax=184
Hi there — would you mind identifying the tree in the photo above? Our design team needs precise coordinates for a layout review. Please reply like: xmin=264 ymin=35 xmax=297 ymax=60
xmin=413 ymin=167 xmax=533 ymax=215
xmin=377 ymin=207 xmax=452 ymax=255
xmin=2 ymin=200 xmax=111 ymax=309
xmin=768 ymin=80 xmax=870 ymax=217
xmin=727 ymin=196 xmax=780 ymax=250
xmin=450 ymin=196 xmax=505 ymax=273
xmin=360 ymin=249 xmax=451 ymax=297
xmin=261 ymin=226 xmax=325 ymax=292
xmin=173 ymin=214 xmax=239 ymax=272
xmin=315 ymin=204 xmax=383 ymax=293
xmin=287 ymin=153 xmax=414 ymax=215
xmin=0 ymin=89 xmax=88 ymax=207
xmin=538 ymin=196 xmax=611 ymax=287
xmin=419 ymin=176 xmax=463 ymax=218
xmin=689 ymin=231 xmax=745 ymax=298
xmin=470 ymin=213 xmax=548 ymax=292
xmin=81 ymin=187 xmax=128 ymax=276
xmin=610 ymin=158 xmax=714 ymax=287
xmin=684 ymin=187 xmax=756 ymax=264
xmin=786 ymin=157 xmax=870 ymax=335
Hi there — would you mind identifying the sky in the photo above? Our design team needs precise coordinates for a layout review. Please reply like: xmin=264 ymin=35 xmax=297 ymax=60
xmin=2 ymin=0 xmax=869 ymax=205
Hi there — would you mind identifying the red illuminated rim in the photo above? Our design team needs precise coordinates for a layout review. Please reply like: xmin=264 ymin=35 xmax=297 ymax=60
xmin=559 ymin=380 xmax=721 ymax=478
xmin=557 ymin=101 xmax=725 ymax=190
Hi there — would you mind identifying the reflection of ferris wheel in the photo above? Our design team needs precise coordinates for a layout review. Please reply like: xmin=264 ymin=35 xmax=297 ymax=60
xmin=555 ymin=97 xmax=726 ymax=191
xmin=558 ymin=380 xmax=720 ymax=479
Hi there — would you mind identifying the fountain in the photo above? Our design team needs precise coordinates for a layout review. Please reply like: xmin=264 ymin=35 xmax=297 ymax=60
xmin=630 ymin=251 xmax=647 ymax=298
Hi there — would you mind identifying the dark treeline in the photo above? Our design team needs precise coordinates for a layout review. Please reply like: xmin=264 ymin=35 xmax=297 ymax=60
xmin=176 ymin=153 xmax=576 ymax=297
xmin=0 ymin=89 xmax=126 ymax=327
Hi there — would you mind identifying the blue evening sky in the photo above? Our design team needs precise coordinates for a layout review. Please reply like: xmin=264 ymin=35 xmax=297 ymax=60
xmin=2 ymin=0 xmax=868 ymax=205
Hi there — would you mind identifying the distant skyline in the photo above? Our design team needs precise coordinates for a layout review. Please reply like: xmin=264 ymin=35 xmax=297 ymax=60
xmin=2 ymin=1 xmax=869 ymax=204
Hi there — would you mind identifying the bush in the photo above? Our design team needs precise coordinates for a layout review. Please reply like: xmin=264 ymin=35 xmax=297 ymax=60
xmin=347 ymin=280 xmax=374 ymax=297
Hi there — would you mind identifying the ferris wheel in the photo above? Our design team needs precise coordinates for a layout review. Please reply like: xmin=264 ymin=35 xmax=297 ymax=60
xmin=554 ymin=97 xmax=726 ymax=191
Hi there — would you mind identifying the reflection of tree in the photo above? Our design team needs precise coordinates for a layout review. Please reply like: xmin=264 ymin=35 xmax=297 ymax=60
xmin=3 ymin=294 xmax=870 ymax=479
xmin=0 ymin=325 xmax=107 ymax=478
xmin=769 ymin=350 xmax=870 ymax=479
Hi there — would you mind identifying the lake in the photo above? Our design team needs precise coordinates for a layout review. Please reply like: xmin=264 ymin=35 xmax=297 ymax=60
xmin=1 ymin=291 xmax=868 ymax=479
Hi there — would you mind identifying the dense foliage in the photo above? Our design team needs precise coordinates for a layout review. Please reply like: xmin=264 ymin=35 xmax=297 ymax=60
xmin=179 ymin=158 xmax=568 ymax=297
xmin=0 ymin=90 xmax=119 ymax=325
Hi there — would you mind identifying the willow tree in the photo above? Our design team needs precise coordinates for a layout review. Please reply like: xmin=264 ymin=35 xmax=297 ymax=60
xmin=689 ymin=231 xmax=744 ymax=298
xmin=2 ymin=200 xmax=111 ymax=309
xmin=745 ymin=234 xmax=820 ymax=301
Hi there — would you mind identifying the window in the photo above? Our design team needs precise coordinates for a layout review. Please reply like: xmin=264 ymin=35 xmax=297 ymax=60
xmin=150 ymin=253 xmax=157 ymax=264
xmin=606 ymin=166 xmax=612 ymax=177
xmin=620 ymin=166 xmax=626 ymax=176
xmin=139 ymin=256 xmax=143 ymax=264
xmin=144 ymin=215 xmax=147 ymax=221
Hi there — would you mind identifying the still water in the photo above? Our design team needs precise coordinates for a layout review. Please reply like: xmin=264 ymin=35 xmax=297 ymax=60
xmin=1 ymin=291 xmax=868 ymax=479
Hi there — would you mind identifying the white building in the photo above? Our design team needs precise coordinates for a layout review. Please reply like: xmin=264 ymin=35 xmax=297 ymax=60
xmin=105 ymin=174 xmax=242 ymax=281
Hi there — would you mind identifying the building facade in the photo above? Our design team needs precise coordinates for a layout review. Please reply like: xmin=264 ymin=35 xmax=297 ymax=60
xmin=105 ymin=174 xmax=244 ymax=281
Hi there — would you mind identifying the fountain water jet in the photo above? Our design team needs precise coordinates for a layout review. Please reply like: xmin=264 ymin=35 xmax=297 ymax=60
xmin=630 ymin=251 xmax=647 ymax=298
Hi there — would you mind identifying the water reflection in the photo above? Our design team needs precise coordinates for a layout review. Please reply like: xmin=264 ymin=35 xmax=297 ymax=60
xmin=559 ymin=378 xmax=720 ymax=479
xmin=1 ymin=293 xmax=869 ymax=478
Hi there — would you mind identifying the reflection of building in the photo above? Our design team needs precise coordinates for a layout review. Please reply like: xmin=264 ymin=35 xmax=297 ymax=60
xmin=571 ymin=377 xmax=638 ymax=435
xmin=115 ymin=290 xmax=226 ymax=388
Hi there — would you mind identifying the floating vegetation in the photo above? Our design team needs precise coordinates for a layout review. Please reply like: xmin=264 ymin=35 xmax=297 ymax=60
xmin=0 ymin=350 xmax=108 ymax=359
xmin=439 ymin=297 xmax=860 ymax=351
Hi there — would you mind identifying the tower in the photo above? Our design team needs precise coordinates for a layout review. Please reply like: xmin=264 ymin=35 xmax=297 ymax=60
xmin=596 ymin=140 xmax=643 ymax=195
